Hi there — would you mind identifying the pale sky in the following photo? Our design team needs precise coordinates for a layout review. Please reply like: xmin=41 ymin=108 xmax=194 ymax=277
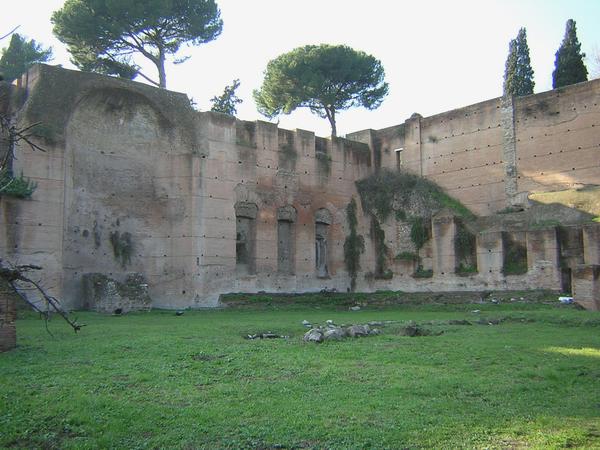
xmin=3 ymin=0 xmax=600 ymax=137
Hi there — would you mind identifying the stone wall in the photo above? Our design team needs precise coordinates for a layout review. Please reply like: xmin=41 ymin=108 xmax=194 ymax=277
xmin=0 ymin=279 xmax=17 ymax=352
xmin=360 ymin=78 xmax=600 ymax=216
xmin=1 ymin=65 xmax=375 ymax=308
xmin=1 ymin=65 xmax=599 ymax=309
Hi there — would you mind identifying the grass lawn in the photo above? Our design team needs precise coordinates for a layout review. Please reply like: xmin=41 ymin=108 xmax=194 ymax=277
xmin=1 ymin=292 xmax=600 ymax=449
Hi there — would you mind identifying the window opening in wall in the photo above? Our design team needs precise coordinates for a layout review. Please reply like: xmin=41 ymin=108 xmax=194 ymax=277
xmin=235 ymin=202 xmax=257 ymax=275
xmin=315 ymin=208 xmax=332 ymax=278
xmin=561 ymin=267 xmax=572 ymax=294
xmin=502 ymin=231 xmax=528 ymax=275
xmin=455 ymin=219 xmax=478 ymax=275
xmin=315 ymin=223 xmax=328 ymax=277
xmin=394 ymin=147 xmax=403 ymax=170
xmin=277 ymin=205 xmax=296 ymax=275
xmin=278 ymin=220 xmax=294 ymax=274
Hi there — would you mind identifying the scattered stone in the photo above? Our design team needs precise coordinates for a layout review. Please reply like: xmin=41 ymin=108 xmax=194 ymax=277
xmin=323 ymin=327 xmax=346 ymax=341
xmin=510 ymin=297 xmax=516 ymax=302
xmin=477 ymin=318 xmax=502 ymax=325
xmin=326 ymin=319 xmax=334 ymax=325
xmin=302 ymin=320 xmax=312 ymax=327
xmin=175 ymin=310 xmax=185 ymax=316
xmin=471 ymin=309 xmax=481 ymax=314
xmin=447 ymin=319 xmax=472 ymax=325
xmin=261 ymin=333 xmax=280 ymax=339
xmin=491 ymin=299 xmax=499 ymax=304
xmin=350 ymin=306 xmax=361 ymax=311
xmin=303 ymin=328 xmax=324 ymax=343
xmin=368 ymin=321 xmax=383 ymax=327
xmin=346 ymin=324 xmax=370 ymax=337
xmin=398 ymin=321 xmax=440 ymax=336
xmin=245 ymin=332 xmax=288 ymax=340
xmin=320 ymin=287 xmax=337 ymax=294
xmin=369 ymin=328 xmax=381 ymax=336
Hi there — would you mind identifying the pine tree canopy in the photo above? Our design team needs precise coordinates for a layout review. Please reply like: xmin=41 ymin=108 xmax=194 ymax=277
xmin=0 ymin=33 xmax=53 ymax=82
xmin=210 ymin=79 xmax=243 ymax=116
xmin=52 ymin=0 xmax=223 ymax=88
xmin=254 ymin=44 xmax=388 ymax=137
xmin=552 ymin=19 xmax=588 ymax=89
xmin=503 ymin=28 xmax=534 ymax=97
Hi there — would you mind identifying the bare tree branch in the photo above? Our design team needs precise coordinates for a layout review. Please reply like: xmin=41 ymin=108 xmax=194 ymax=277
xmin=1 ymin=259 xmax=84 ymax=333
xmin=0 ymin=26 xmax=20 ymax=41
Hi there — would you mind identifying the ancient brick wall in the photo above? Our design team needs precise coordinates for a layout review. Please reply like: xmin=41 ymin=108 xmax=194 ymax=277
xmin=1 ymin=64 xmax=598 ymax=309
xmin=368 ymin=78 xmax=600 ymax=216
xmin=0 ymin=279 xmax=17 ymax=352
xmin=514 ymin=81 xmax=600 ymax=194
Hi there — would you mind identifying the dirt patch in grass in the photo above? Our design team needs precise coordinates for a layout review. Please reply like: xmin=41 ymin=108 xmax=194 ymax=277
xmin=220 ymin=290 xmax=560 ymax=310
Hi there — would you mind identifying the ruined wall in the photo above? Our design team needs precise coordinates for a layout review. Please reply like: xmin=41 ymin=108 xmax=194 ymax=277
xmin=366 ymin=78 xmax=600 ymax=216
xmin=2 ymin=65 xmax=599 ymax=309
xmin=2 ymin=65 xmax=205 ymax=309
xmin=0 ymin=279 xmax=17 ymax=352
xmin=514 ymin=80 xmax=600 ymax=194
xmin=0 ymin=68 xmax=65 ymax=308
xmin=1 ymin=65 xmax=376 ymax=308
xmin=195 ymin=113 xmax=373 ymax=302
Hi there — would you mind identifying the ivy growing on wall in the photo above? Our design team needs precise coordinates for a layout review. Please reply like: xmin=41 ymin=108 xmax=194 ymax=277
xmin=343 ymin=198 xmax=365 ymax=291
xmin=454 ymin=220 xmax=477 ymax=274
xmin=370 ymin=216 xmax=391 ymax=278
xmin=410 ymin=217 xmax=429 ymax=250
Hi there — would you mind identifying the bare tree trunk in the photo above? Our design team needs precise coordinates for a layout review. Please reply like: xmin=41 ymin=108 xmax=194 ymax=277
xmin=157 ymin=48 xmax=167 ymax=88
xmin=325 ymin=107 xmax=337 ymax=137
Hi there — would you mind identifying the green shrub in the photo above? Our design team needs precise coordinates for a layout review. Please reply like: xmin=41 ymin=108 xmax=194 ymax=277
xmin=0 ymin=170 xmax=37 ymax=198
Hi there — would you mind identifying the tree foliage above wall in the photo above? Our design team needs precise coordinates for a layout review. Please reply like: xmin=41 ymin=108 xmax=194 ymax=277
xmin=52 ymin=0 xmax=223 ymax=88
xmin=0 ymin=33 xmax=53 ymax=82
xmin=210 ymin=79 xmax=243 ymax=116
xmin=552 ymin=19 xmax=588 ymax=89
xmin=503 ymin=28 xmax=535 ymax=97
xmin=254 ymin=44 xmax=388 ymax=137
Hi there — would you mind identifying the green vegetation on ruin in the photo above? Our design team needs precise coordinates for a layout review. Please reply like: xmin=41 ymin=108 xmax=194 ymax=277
xmin=2 ymin=293 xmax=599 ymax=449
xmin=343 ymin=198 xmax=364 ymax=291
xmin=356 ymin=169 xmax=474 ymax=224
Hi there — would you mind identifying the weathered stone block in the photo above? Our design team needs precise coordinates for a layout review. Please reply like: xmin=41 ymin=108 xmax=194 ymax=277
xmin=477 ymin=231 xmax=503 ymax=277
xmin=0 ymin=279 xmax=17 ymax=352
xmin=583 ymin=223 xmax=600 ymax=265
xmin=82 ymin=273 xmax=152 ymax=313
xmin=572 ymin=265 xmax=600 ymax=311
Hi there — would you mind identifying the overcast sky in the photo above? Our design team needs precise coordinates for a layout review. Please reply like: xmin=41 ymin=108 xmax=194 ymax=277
xmin=4 ymin=0 xmax=600 ymax=137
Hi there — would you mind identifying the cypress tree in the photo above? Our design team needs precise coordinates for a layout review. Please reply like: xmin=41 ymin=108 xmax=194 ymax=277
xmin=552 ymin=19 xmax=588 ymax=89
xmin=503 ymin=28 xmax=535 ymax=97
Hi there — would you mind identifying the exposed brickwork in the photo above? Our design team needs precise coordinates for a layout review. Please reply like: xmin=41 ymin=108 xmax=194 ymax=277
xmin=500 ymin=96 xmax=519 ymax=207
xmin=1 ymin=65 xmax=599 ymax=310
xmin=0 ymin=279 xmax=17 ymax=352
xmin=573 ymin=265 xmax=600 ymax=311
